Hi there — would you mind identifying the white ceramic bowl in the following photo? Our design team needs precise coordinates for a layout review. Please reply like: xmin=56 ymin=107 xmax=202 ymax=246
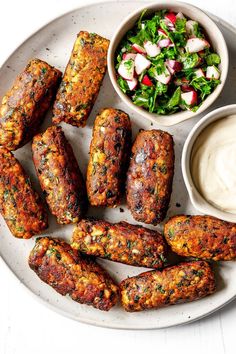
xmin=182 ymin=104 xmax=236 ymax=222
xmin=107 ymin=0 xmax=229 ymax=126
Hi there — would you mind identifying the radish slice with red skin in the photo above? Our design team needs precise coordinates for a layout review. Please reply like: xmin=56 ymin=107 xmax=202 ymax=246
xmin=144 ymin=41 xmax=161 ymax=57
xmin=182 ymin=85 xmax=194 ymax=92
xmin=126 ymin=77 xmax=138 ymax=90
xmin=181 ymin=90 xmax=198 ymax=105
xmin=134 ymin=54 xmax=151 ymax=75
xmin=118 ymin=59 xmax=135 ymax=80
xmin=123 ymin=53 xmax=137 ymax=60
xmin=165 ymin=12 xmax=177 ymax=25
xmin=158 ymin=28 xmax=168 ymax=37
xmin=142 ymin=75 xmax=153 ymax=86
xmin=158 ymin=38 xmax=172 ymax=48
xmin=185 ymin=38 xmax=210 ymax=53
xmin=166 ymin=59 xmax=182 ymax=74
xmin=195 ymin=68 xmax=205 ymax=78
xmin=206 ymin=66 xmax=220 ymax=79
xmin=154 ymin=66 xmax=171 ymax=84
xmin=132 ymin=43 xmax=146 ymax=54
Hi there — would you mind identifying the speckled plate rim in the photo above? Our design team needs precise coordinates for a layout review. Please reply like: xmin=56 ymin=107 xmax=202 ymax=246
xmin=0 ymin=0 xmax=236 ymax=330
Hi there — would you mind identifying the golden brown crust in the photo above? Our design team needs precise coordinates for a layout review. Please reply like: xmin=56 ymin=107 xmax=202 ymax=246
xmin=164 ymin=215 xmax=236 ymax=261
xmin=126 ymin=130 xmax=174 ymax=225
xmin=53 ymin=31 xmax=109 ymax=127
xmin=0 ymin=148 xmax=48 ymax=238
xmin=120 ymin=261 xmax=215 ymax=312
xmin=32 ymin=126 xmax=87 ymax=224
xmin=86 ymin=108 xmax=131 ymax=207
xmin=0 ymin=59 xmax=61 ymax=151
xmin=71 ymin=218 xmax=167 ymax=268
xmin=28 ymin=237 xmax=119 ymax=311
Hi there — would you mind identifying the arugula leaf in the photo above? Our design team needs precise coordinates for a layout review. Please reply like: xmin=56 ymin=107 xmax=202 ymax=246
xmin=206 ymin=53 xmax=221 ymax=66
xmin=138 ymin=9 xmax=147 ymax=29
xmin=167 ymin=87 xmax=181 ymax=108
xmin=128 ymin=29 xmax=151 ymax=46
xmin=175 ymin=18 xmax=187 ymax=33
xmin=190 ymin=76 xmax=220 ymax=100
xmin=132 ymin=90 xmax=150 ymax=109
xmin=117 ymin=76 xmax=129 ymax=93
xmin=193 ymin=22 xmax=204 ymax=38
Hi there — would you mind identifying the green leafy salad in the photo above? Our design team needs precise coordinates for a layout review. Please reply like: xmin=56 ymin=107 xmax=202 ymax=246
xmin=115 ymin=10 xmax=221 ymax=115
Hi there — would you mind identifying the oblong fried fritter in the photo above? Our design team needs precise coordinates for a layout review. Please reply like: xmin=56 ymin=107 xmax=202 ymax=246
xmin=86 ymin=108 xmax=131 ymax=207
xmin=28 ymin=237 xmax=119 ymax=311
xmin=0 ymin=148 xmax=48 ymax=238
xmin=0 ymin=59 xmax=61 ymax=151
xmin=53 ymin=31 xmax=109 ymax=127
xmin=164 ymin=215 xmax=236 ymax=261
xmin=126 ymin=130 xmax=174 ymax=225
xmin=32 ymin=126 xmax=87 ymax=224
xmin=71 ymin=218 xmax=167 ymax=268
xmin=120 ymin=261 xmax=215 ymax=312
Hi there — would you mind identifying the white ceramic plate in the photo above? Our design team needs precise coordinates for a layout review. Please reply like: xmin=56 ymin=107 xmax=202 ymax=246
xmin=0 ymin=1 xmax=236 ymax=330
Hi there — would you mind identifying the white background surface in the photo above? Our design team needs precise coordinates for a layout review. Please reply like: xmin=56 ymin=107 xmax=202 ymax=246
xmin=0 ymin=0 xmax=235 ymax=353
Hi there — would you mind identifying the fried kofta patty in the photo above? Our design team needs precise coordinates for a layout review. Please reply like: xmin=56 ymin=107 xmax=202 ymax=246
xmin=126 ymin=129 xmax=174 ymax=225
xmin=53 ymin=31 xmax=109 ymax=127
xmin=0 ymin=59 xmax=61 ymax=150
xmin=0 ymin=148 xmax=48 ymax=238
xmin=164 ymin=215 xmax=236 ymax=261
xmin=71 ymin=218 xmax=167 ymax=268
xmin=32 ymin=126 xmax=87 ymax=224
xmin=120 ymin=261 xmax=215 ymax=312
xmin=29 ymin=237 xmax=119 ymax=311
xmin=86 ymin=108 xmax=131 ymax=207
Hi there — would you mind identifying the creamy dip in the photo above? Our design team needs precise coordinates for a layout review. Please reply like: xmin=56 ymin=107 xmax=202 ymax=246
xmin=191 ymin=115 xmax=236 ymax=214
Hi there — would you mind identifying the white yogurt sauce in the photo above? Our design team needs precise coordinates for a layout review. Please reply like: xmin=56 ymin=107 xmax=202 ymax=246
xmin=191 ymin=115 xmax=236 ymax=214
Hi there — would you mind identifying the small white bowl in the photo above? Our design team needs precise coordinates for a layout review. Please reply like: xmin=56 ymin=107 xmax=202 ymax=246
xmin=108 ymin=0 xmax=229 ymax=126
xmin=182 ymin=104 xmax=236 ymax=222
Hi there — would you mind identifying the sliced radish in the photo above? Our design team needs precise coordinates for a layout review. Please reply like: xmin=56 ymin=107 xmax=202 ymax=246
xmin=118 ymin=59 xmax=135 ymax=80
xmin=176 ymin=12 xmax=185 ymax=19
xmin=185 ymin=38 xmax=210 ymax=53
xmin=126 ymin=77 xmax=138 ymax=90
xmin=158 ymin=28 xmax=168 ymax=37
xmin=181 ymin=90 xmax=198 ymax=106
xmin=132 ymin=43 xmax=146 ymax=54
xmin=154 ymin=65 xmax=171 ymax=84
xmin=166 ymin=59 xmax=182 ymax=74
xmin=182 ymin=85 xmax=193 ymax=92
xmin=186 ymin=20 xmax=198 ymax=36
xmin=142 ymin=75 xmax=153 ymax=86
xmin=165 ymin=12 xmax=177 ymax=25
xmin=144 ymin=41 xmax=161 ymax=57
xmin=158 ymin=38 xmax=172 ymax=48
xmin=206 ymin=66 xmax=220 ymax=79
xmin=123 ymin=53 xmax=137 ymax=60
xmin=134 ymin=54 xmax=151 ymax=75
xmin=195 ymin=68 xmax=205 ymax=78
